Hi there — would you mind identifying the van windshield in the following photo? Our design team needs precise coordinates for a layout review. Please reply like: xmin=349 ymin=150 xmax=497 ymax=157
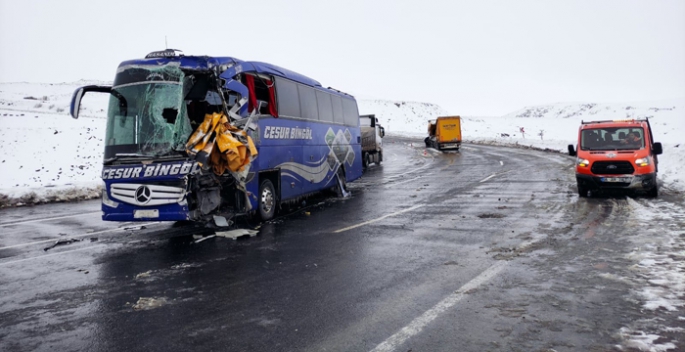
xmin=580 ymin=127 xmax=645 ymax=151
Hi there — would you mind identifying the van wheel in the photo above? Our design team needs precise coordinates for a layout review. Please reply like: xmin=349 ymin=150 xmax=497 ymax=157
xmin=258 ymin=179 xmax=276 ymax=221
xmin=647 ymin=183 xmax=658 ymax=198
xmin=578 ymin=185 xmax=589 ymax=198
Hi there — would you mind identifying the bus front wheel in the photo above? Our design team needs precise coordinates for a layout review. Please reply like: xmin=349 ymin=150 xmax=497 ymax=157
xmin=259 ymin=179 xmax=276 ymax=221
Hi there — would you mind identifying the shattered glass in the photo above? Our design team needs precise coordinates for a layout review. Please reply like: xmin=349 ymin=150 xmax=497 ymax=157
xmin=104 ymin=65 xmax=192 ymax=159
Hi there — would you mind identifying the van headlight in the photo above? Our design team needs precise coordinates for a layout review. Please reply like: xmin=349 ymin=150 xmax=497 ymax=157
xmin=102 ymin=182 xmax=119 ymax=208
xmin=635 ymin=157 xmax=650 ymax=167
xmin=577 ymin=158 xmax=590 ymax=167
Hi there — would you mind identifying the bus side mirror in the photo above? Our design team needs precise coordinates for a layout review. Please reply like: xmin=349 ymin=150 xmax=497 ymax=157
xmin=568 ymin=144 xmax=576 ymax=156
xmin=653 ymin=142 xmax=663 ymax=155
xmin=70 ymin=85 xmax=112 ymax=119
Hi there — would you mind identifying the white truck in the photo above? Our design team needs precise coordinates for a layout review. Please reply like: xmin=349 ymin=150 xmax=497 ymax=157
xmin=359 ymin=114 xmax=385 ymax=169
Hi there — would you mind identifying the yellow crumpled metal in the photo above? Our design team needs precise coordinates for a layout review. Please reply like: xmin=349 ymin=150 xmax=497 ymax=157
xmin=185 ymin=112 xmax=258 ymax=175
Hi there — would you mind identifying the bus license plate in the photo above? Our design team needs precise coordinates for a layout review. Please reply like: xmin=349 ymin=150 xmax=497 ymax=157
xmin=602 ymin=177 xmax=629 ymax=183
xmin=134 ymin=209 xmax=159 ymax=218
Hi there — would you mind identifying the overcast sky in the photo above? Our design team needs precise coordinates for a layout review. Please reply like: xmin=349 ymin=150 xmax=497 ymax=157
xmin=1 ymin=0 xmax=683 ymax=115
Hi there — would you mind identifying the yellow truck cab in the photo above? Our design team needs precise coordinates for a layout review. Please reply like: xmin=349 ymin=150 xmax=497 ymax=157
xmin=567 ymin=118 xmax=663 ymax=197
xmin=425 ymin=116 xmax=462 ymax=151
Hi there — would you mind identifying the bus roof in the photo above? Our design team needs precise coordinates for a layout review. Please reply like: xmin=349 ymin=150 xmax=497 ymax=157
xmin=117 ymin=55 xmax=323 ymax=89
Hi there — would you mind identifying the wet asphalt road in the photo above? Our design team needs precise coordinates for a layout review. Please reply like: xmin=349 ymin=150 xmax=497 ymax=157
xmin=1 ymin=137 xmax=684 ymax=352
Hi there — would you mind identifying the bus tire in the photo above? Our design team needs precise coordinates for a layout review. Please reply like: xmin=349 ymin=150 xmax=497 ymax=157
xmin=258 ymin=179 xmax=276 ymax=221
xmin=335 ymin=167 xmax=348 ymax=197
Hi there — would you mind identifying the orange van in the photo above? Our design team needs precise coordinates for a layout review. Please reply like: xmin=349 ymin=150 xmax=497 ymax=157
xmin=568 ymin=119 xmax=663 ymax=197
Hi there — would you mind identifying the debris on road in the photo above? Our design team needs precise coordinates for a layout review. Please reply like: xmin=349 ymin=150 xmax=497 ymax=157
xmin=477 ymin=213 xmax=506 ymax=219
xmin=193 ymin=234 xmax=216 ymax=244
xmin=213 ymin=215 xmax=231 ymax=227
xmin=132 ymin=297 xmax=168 ymax=311
xmin=215 ymin=229 xmax=259 ymax=240
xmin=134 ymin=271 xmax=153 ymax=280
xmin=43 ymin=238 xmax=81 ymax=251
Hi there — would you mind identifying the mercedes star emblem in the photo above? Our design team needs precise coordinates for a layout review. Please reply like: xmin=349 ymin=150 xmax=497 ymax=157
xmin=135 ymin=186 xmax=152 ymax=204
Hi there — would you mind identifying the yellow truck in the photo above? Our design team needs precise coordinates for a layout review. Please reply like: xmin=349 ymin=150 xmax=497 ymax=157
xmin=424 ymin=116 xmax=462 ymax=151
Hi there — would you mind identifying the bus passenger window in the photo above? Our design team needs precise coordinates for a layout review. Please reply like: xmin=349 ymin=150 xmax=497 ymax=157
xmin=298 ymin=85 xmax=318 ymax=121
xmin=316 ymin=90 xmax=333 ymax=122
xmin=275 ymin=77 xmax=300 ymax=118
xmin=331 ymin=95 xmax=344 ymax=124
xmin=342 ymin=98 xmax=359 ymax=126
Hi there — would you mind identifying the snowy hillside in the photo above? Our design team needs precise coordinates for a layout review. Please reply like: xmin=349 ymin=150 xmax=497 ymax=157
xmin=357 ymin=99 xmax=449 ymax=135
xmin=0 ymin=82 xmax=683 ymax=206
xmin=363 ymin=98 xmax=684 ymax=193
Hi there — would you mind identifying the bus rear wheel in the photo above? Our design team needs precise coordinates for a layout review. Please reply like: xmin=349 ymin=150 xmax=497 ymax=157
xmin=335 ymin=167 xmax=349 ymax=197
xmin=259 ymin=179 xmax=276 ymax=221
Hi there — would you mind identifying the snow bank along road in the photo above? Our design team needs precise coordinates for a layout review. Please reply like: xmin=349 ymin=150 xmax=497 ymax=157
xmin=0 ymin=137 xmax=683 ymax=352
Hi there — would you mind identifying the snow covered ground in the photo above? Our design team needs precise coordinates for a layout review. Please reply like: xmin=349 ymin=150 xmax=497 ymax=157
xmin=0 ymin=82 xmax=683 ymax=206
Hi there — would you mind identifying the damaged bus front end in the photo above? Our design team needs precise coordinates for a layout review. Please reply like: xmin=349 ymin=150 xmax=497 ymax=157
xmin=70 ymin=50 xmax=260 ymax=222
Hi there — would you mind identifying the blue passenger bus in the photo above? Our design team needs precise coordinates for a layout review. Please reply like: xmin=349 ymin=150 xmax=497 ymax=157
xmin=70 ymin=49 xmax=362 ymax=222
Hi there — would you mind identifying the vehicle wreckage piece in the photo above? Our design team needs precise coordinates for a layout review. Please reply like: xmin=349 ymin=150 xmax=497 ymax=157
xmin=185 ymin=112 xmax=258 ymax=173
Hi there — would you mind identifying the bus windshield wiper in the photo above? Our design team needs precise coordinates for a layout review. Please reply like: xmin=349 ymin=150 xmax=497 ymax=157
xmin=104 ymin=153 xmax=147 ymax=165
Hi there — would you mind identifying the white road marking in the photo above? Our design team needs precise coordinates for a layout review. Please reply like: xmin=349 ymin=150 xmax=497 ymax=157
xmin=333 ymin=205 xmax=425 ymax=233
xmin=0 ymin=245 xmax=107 ymax=267
xmin=385 ymin=162 xmax=433 ymax=180
xmin=0 ymin=223 xmax=159 ymax=251
xmin=0 ymin=211 xmax=101 ymax=227
xmin=369 ymin=261 xmax=507 ymax=352
xmin=479 ymin=174 xmax=497 ymax=183
xmin=384 ymin=176 xmax=422 ymax=187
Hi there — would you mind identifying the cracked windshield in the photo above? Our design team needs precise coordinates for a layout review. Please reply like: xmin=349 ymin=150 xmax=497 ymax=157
xmin=104 ymin=66 xmax=192 ymax=160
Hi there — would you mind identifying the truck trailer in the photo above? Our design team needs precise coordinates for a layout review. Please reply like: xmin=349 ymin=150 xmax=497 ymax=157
xmin=359 ymin=114 xmax=385 ymax=169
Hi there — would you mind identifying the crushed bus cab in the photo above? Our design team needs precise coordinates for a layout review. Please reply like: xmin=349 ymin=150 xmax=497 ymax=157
xmin=70 ymin=49 xmax=362 ymax=223
xmin=568 ymin=118 xmax=663 ymax=197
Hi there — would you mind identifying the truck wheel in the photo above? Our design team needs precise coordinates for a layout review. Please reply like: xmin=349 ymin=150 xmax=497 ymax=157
xmin=378 ymin=151 xmax=383 ymax=164
xmin=258 ymin=179 xmax=276 ymax=221
xmin=578 ymin=185 xmax=589 ymax=198
xmin=647 ymin=183 xmax=658 ymax=198
xmin=362 ymin=153 xmax=370 ymax=169
xmin=424 ymin=137 xmax=430 ymax=148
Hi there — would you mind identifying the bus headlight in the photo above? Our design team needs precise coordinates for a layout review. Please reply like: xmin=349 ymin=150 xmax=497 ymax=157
xmin=577 ymin=158 xmax=590 ymax=167
xmin=102 ymin=182 xmax=119 ymax=208
xmin=635 ymin=158 xmax=650 ymax=167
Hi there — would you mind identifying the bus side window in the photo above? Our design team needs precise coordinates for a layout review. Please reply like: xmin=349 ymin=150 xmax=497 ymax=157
xmin=342 ymin=98 xmax=359 ymax=126
xmin=316 ymin=90 xmax=333 ymax=122
xmin=298 ymin=85 xmax=318 ymax=121
xmin=275 ymin=77 xmax=300 ymax=118
xmin=331 ymin=95 xmax=344 ymax=124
